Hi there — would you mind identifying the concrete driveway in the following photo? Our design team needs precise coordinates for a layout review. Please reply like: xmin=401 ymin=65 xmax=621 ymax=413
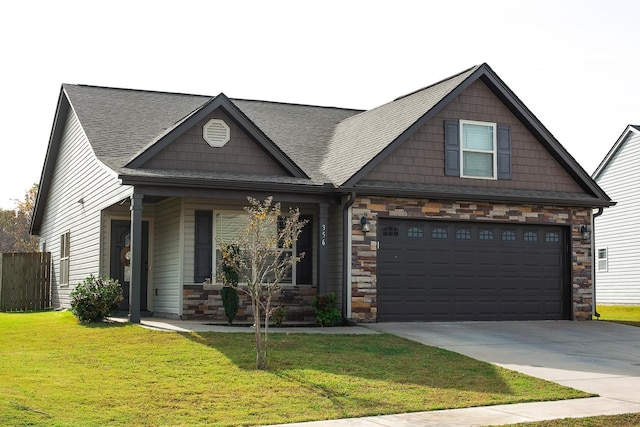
xmin=366 ymin=320 xmax=640 ymax=404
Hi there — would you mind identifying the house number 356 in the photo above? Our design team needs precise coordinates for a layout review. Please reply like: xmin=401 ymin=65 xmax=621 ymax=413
xmin=321 ymin=224 xmax=327 ymax=246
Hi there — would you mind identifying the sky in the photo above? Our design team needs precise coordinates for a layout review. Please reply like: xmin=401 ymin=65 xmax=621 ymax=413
xmin=1 ymin=0 xmax=638 ymax=210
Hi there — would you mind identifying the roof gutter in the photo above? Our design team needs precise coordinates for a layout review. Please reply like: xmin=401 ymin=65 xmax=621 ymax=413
xmin=118 ymin=174 xmax=337 ymax=195
xmin=592 ymin=207 xmax=605 ymax=319
xmin=345 ymin=185 xmax=615 ymax=209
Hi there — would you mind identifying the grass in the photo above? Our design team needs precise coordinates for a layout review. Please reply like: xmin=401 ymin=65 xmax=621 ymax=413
xmin=597 ymin=304 xmax=640 ymax=327
xmin=0 ymin=311 xmax=591 ymax=427
xmin=495 ymin=412 xmax=640 ymax=426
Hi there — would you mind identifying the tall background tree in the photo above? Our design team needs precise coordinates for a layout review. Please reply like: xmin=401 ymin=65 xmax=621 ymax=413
xmin=0 ymin=184 xmax=39 ymax=252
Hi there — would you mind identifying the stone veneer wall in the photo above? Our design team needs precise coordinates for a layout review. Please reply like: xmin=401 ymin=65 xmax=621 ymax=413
xmin=182 ymin=284 xmax=317 ymax=322
xmin=350 ymin=196 xmax=593 ymax=323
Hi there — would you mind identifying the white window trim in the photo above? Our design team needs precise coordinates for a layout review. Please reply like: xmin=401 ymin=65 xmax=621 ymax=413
xmin=459 ymin=119 xmax=498 ymax=180
xmin=60 ymin=231 xmax=70 ymax=287
xmin=213 ymin=210 xmax=297 ymax=287
xmin=597 ymin=247 xmax=608 ymax=272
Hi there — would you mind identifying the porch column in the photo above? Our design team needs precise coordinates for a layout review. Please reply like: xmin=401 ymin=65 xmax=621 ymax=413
xmin=318 ymin=203 xmax=329 ymax=294
xmin=129 ymin=194 xmax=144 ymax=324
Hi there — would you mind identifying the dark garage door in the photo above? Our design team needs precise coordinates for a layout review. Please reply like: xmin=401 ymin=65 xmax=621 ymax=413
xmin=377 ymin=219 xmax=570 ymax=322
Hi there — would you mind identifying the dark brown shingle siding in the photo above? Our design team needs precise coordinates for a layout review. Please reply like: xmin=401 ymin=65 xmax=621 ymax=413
xmin=364 ymin=80 xmax=584 ymax=193
xmin=142 ymin=110 xmax=289 ymax=176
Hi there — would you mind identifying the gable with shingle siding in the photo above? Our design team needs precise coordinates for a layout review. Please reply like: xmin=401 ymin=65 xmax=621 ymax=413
xmin=63 ymin=84 xmax=210 ymax=171
xmin=320 ymin=66 xmax=479 ymax=186
xmin=141 ymin=108 xmax=290 ymax=176
xmin=361 ymin=79 xmax=584 ymax=194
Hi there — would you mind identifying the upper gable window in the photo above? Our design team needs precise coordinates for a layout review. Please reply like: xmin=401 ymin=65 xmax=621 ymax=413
xmin=203 ymin=119 xmax=230 ymax=147
xmin=444 ymin=120 xmax=511 ymax=180
xmin=460 ymin=120 xmax=497 ymax=179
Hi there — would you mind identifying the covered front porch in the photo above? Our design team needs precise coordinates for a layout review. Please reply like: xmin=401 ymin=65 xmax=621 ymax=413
xmin=103 ymin=187 xmax=344 ymax=324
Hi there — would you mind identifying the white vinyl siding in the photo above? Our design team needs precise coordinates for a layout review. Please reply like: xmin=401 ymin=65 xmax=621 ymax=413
xmin=37 ymin=108 xmax=132 ymax=308
xmin=594 ymin=130 xmax=640 ymax=304
xmin=152 ymin=198 xmax=182 ymax=316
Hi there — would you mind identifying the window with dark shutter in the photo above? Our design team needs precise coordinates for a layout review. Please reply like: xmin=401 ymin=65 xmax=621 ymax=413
xmin=444 ymin=120 xmax=460 ymax=176
xmin=497 ymin=125 xmax=512 ymax=179
xmin=444 ymin=120 xmax=511 ymax=180
xmin=194 ymin=211 xmax=213 ymax=283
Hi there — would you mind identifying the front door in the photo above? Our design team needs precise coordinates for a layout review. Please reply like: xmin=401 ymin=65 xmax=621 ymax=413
xmin=110 ymin=220 xmax=149 ymax=313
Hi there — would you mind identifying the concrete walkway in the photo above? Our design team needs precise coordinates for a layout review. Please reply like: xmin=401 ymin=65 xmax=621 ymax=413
xmin=133 ymin=318 xmax=640 ymax=426
xmin=272 ymin=321 xmax=640 ymax=426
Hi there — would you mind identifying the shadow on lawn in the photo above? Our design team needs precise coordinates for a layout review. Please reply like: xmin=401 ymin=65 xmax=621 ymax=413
xmin=602 ymin=320 xmax=640 ymax=328
xmin=177 ymin=330 xmax=518 ymax=395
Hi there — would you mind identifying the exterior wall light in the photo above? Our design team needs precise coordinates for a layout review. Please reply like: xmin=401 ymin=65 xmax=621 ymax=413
xmin=580 ymin=224 xmax=590 ymax=241
xmin=360 ymin=215 xmax=371 ymax=233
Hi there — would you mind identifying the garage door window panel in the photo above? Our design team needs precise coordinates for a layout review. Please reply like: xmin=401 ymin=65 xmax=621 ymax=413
xmin=524 ymin=231 xmax=538 ymax=242
xmin=455 ymin=228 xmax=472 ymax=239
xmin=502 ymin=230 xmax=517 ymax=241
xmin=382 ymin=226 xmax=399 ymax=237
xmin=407 ymin=226 xmax=424 ymax=238
xmin=545 ymin=232 xmax=560 ymax=243
xmin=479 ymin=229 xmax=494 ymax=240
xmin=431 ymin=227 xmax=448 ymax=239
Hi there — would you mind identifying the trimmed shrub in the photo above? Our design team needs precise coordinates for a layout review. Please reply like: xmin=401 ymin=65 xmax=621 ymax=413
xmin=220 ymin=245 xmax=240 ymax=325
xmin=220 ymin=286 xmax=239 ymax=325
xmin=312 ymin=293 xmax=343 ymax=327
xmin=271 ymin=307 xmax=286 ymax=327
xmin=70 ymin=275 xmax=123 ymax=323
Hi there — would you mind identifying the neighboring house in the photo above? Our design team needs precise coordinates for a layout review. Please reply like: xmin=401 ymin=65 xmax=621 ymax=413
xmin=592 ymin=125 xmax=640 ymax=305
xmin=31 ymin=63 xmax=612 ymax=323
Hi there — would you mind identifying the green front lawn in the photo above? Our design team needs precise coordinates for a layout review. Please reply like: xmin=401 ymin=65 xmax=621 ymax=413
xmin=495 ymin=412 xmax=640 ymax=426
xmin=597 ymin=304 xmax=640 ymax=327
xmin=1 ymin=311 xmax=590 ymax=426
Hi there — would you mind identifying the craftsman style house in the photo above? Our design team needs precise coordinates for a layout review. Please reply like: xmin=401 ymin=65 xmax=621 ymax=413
xmin=31 ymin=63 xmax=612 ymax=323
xmin=593 ymin=125 xmax=640 ymax=305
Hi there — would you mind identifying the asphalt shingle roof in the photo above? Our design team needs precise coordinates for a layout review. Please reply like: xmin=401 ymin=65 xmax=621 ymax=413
xmin=231 ymin=100 xmax=362 ymax=183
xmin=63 ymin=85 xmax=209 ymax=172
xmin=62 ymin=67 xmax=481 ymax=186
xmin=57 ymin=64 xmax=609 ymax=208
xmin=321 ymin=65 xmax=479 ymax=185
xmin=63 ymin=85 xmax=363 ymax=184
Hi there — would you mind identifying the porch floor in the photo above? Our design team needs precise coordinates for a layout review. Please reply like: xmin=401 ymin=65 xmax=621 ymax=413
xmin=108 ymin=316 xmax=376 ymax=334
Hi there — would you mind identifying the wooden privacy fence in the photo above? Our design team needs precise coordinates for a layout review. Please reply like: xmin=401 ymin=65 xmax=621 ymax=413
xmin=0 ymin=252 xmax=51 ymax=311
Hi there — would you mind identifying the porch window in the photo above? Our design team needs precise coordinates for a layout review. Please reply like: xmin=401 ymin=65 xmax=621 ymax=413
xmin=60 ymin=231 xmax=70 ymax=286
xmin=194 ymin=211 xmax=213 ymax=283
xmin=196 ymin=211 xmax=311 ymax=286
xmin=214 ymin=213 xmax=296 ymax=285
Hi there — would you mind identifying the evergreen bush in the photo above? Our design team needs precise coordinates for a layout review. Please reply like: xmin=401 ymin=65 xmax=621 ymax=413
xmin=220 ymin=245 xmax=240 ymax=325
xmin=271 ymin=307 xmax=286 ymax=327
xmin=312 ymin=293 xmax=343 ymax=327
xmin=70 ymin=275 xmax=123 ymax=323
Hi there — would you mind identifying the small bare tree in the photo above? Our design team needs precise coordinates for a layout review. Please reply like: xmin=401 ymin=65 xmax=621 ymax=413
xmin=218 ymin=196 xmax=307 ymax=370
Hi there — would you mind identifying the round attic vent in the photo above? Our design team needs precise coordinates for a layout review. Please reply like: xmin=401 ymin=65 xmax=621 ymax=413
xmin=203 ymin=119 xmax=230 ymax=147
